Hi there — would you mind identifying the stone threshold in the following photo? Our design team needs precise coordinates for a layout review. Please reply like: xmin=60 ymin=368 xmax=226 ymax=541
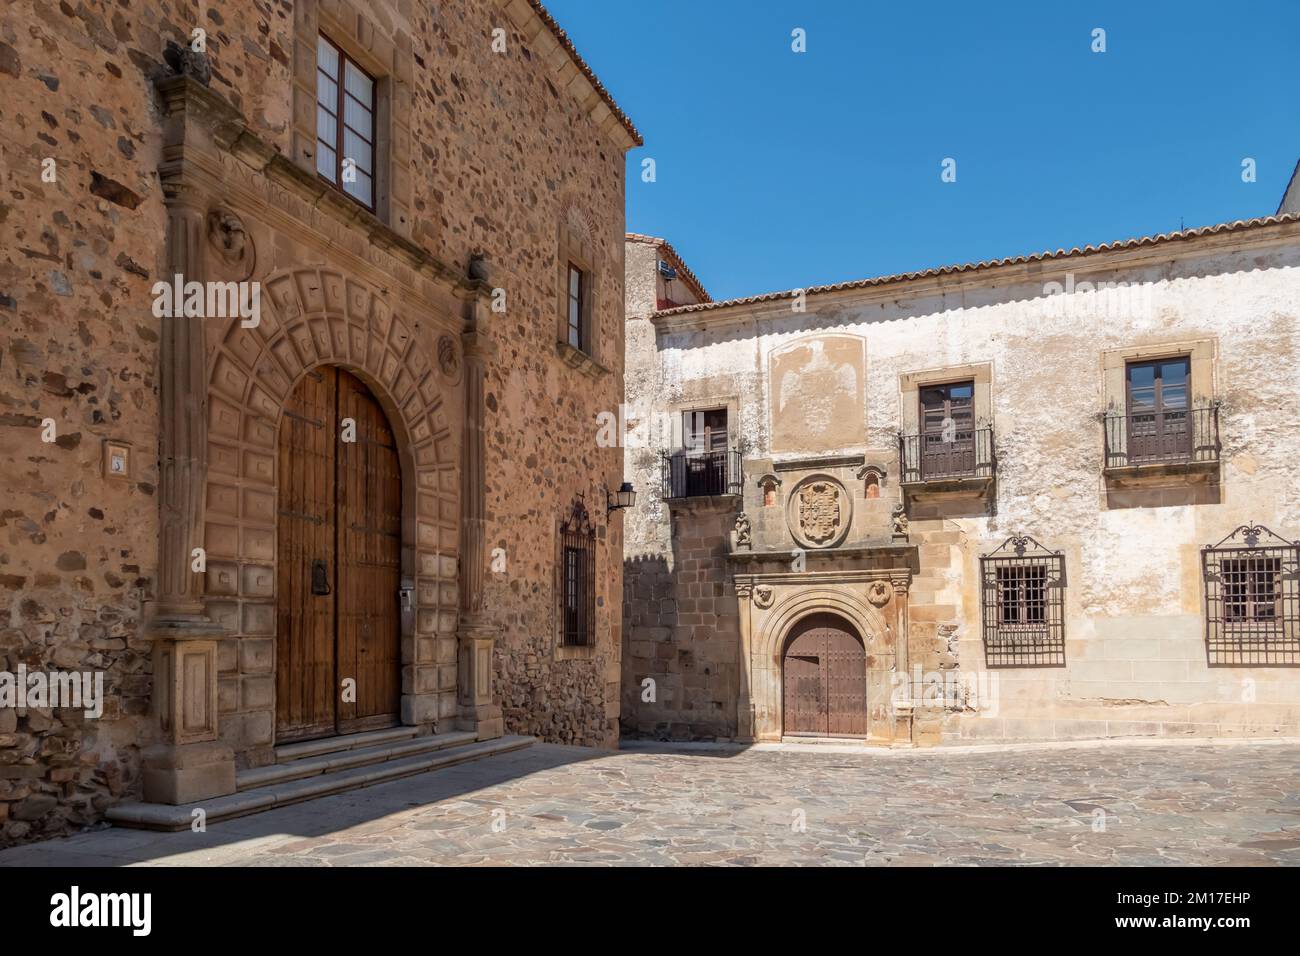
xmin=238 ymin=729 xmax=479 ymax=791
xmin=106 ymin=735 xmax=534 ymax=831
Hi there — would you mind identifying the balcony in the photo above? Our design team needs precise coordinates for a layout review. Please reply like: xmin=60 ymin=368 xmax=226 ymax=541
xmin=1103 ymin=405 xmax=1220 ymax=472
xmin=662 ymin=448 xmax=743 ymax=499
xmin=898 ymin=426 xmax=996 ymax=489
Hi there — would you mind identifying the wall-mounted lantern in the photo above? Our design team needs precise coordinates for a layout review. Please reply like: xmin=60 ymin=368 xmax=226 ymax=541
xmin=606 ymin=481 xmax=637 ymax=515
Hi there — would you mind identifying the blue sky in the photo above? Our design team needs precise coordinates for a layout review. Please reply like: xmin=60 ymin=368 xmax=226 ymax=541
xmin=545 ymin=0 xmax=1300 ymax=302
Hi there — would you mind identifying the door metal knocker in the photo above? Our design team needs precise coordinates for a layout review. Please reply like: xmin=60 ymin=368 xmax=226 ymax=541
xmin=311 ymin=559 xmax=331 ymax=596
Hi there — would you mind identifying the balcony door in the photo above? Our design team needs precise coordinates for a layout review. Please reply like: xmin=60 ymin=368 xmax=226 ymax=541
xmin=1126 ymin=357 xmax=1190 ymax=463
xmin=682 ymin=408 xmax=728 ymax=496
xmin=919 ymin=381 xmax=975 ymax=479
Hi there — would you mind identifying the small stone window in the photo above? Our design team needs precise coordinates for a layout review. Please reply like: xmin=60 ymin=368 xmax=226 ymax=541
xmin=559 ymin=498 xmax=596 ymax=647
xmin=566 ymin=263 xmax=587 ymax=351
xmin=1202 ymin=524 xmax=1299 ymax=666
xmin=979 ymin=536 xmax=1066 ymax=667
xmin=316 ymin=34 xmax=376 ymax=210
xmin=556 ymin=213 xmax=601 ymax=369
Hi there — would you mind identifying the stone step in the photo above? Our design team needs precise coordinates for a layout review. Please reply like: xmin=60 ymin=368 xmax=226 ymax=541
xmin=105 ymin=735 xmax=534 ymax=832
xmin=272 ymin=726 xmax=422 ymax=763
xmin=238 ymin=730 xmax=478 ymax=791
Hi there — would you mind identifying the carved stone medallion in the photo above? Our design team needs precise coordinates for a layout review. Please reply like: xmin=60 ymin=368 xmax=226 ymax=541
xmin=437 ymin=334 xmax=462 ymax=384
xmin=785 ymin=474 xmax=851 ymax=550
xmin=867 ymin=580 xmax=891 ymax=608
xmin=753 ymin=585 xmax=775 ymax=608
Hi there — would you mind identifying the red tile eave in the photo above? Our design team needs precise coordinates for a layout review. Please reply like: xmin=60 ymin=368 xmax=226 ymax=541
xmin=626 ymin=232 xmax=711 ymax=303
xmin=653 ymin=213 xmax=1300 ymax=319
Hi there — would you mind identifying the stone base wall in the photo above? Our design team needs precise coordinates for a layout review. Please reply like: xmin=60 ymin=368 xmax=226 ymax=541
xmin=621 ymin=502 xmax=740 ymax=739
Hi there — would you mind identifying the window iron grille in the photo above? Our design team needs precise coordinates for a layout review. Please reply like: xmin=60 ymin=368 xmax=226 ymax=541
xmin=1103 ymin=404 xmax=1220 ymax=468
xmin=560 ymin=497 xmax=596 ymax=647
xmin=1202 ymin=524 xmax=1299 ymax=666
xmin=979 ymin=535 xmax=1066 ymax=667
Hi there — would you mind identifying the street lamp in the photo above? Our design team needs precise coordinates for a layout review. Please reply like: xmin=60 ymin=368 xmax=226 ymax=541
xmin=606 ymin=481 xmax=636 ymax=515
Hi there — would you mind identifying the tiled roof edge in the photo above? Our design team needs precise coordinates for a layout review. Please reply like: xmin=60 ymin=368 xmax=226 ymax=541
xmin=626 ymin=232 xmax=711 ymax=303
xmin=655 ymin=213 xmax=1300 ymax=317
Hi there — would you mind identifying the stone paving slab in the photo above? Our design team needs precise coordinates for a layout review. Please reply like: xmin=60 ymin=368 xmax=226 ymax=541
xmin=1 ymin=740 xmax=1297 ymax=866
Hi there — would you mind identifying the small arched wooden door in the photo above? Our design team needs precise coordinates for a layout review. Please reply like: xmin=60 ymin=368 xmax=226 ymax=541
xmin=782 ymin=614 xmax=867 ymax=737
xmin=276 ymin=366 xmax=403 ymax=742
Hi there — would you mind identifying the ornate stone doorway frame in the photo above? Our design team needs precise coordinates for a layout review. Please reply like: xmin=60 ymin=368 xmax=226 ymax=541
xmin=734 ymin=569 xmax=913 ymax=745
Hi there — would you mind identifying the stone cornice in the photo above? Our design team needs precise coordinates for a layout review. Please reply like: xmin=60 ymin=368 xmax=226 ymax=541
xmin=154 ymin=74 xmax=493 ymax=307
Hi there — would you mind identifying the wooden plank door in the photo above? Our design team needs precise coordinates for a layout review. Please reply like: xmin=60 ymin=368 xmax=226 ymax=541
xmin=276 ymin=367 xmax=402 ymax=742
xmin=782 ymin=617 xmax=867 ymax=737
xmin=782 ymin=629 xmax=824 ymax=736
xmin=276 ymin=369 xmax=338 ymax=741
xmin=336 ymin=368 xmax=402 ymax=733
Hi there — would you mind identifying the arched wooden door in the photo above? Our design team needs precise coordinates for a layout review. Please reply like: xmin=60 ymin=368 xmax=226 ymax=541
xmin=276 ymin=367 xmax=403 ymax=742
xmin=782 ymin=614 xmax=867 ymax=737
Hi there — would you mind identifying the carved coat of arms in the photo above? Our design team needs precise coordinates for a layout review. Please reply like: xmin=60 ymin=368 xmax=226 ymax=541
xmin=798 ymin=481 xmax=841 ymax=545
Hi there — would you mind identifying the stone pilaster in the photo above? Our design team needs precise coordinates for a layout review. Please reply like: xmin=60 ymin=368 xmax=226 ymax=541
xmin=142 ymin=72 xmax=234 ymax=804
xmin=733 ymin=581 xmax=757 ymax=742
xmin=455 ymin=299 xmax=503 ymax=740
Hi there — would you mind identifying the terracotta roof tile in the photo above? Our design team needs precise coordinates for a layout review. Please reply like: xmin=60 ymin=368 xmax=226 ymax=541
xmin=654 ymin=213 xmax=1300 ymax=317
xmin=626 ymin=232 xmax=711 ymax=302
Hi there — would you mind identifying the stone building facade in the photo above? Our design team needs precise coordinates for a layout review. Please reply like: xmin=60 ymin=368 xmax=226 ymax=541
xmin=622 ymin=213 xmax=1300 ymax=746
xmin=0 ymin=0 xmax=633 ymax=844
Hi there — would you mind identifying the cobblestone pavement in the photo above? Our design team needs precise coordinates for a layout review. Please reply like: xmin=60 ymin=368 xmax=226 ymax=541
xmin=2 ymin=740 xmax=1298 ymax=866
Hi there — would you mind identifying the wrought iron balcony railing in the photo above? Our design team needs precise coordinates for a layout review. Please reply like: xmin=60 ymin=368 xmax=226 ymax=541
xmin=1103 ymin=405 xmax=1219 ymax=469
xmin=898 ymin=426 xmax=996 ymax=485
xmin=662 ymin=448 xmax=743 ymax=499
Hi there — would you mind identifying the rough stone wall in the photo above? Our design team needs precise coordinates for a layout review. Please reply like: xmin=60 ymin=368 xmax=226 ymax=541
xmin=0 ymin=0 xmax=629 ymax=844
xmin=624 ymin=227 xmax=1300 ymax=743
xmin=621 ymin=503 xmax=739 ymax=739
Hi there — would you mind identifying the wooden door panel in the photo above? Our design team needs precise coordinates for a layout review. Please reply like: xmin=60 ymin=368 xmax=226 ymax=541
xmin=336 ymin=368 xmax=402 ymax=732
xmin=277 ymin=367 xmax=402 ymax=743
xmin=782 ymin=617 xmax=867 ymax=738
xmin=276 ymin=369 xmax=337 ymax=741
xmin=783 ymin=628 xmax=825 ymax=735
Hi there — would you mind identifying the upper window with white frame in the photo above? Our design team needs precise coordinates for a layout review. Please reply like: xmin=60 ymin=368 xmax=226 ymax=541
xmin=316 ymin=34 xmax=376 ymax=210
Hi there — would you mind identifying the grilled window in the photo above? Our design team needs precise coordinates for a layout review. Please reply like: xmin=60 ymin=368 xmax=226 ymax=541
xmin=980 ymin=536 xmax=1066 ymax=667
xmin=316 ymin=35 xmax=376 ymax=209
xmin=1202 ymin=525 xmax=1299 ymax=665
xmin=560 ymin=498 xmax=596 ymax=646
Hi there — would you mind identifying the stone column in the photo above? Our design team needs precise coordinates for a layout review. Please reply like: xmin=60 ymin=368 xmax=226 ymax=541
xmin=733 ymin=580 xmax=757 ymax=742
xmin=141 ymin=166 xmax=234 ymax=803
xmin=455 ymin=301 xmax=503 ymax=740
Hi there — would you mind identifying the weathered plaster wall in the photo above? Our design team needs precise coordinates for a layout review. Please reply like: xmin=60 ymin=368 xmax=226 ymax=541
xmin=623 ymin=227 xmax=1300 ymax=742
xmin=1 ymin=0 xmax=629 ymax=844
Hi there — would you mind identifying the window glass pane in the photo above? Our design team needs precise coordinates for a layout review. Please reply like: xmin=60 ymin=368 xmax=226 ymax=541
xmin=568 ymin=318 xmax=581 ymax=349
xmin=315 ymin=141 xmax=336 ymax=180
xmin=317 ymin=37 xmax=339 ymax=79
xmin=1160 ymin=359 xmax=1189 ymax=386
xmin=316 ymin=105 xmax=336 ymax=146
xmin=569 ymin=266 xmax=581 ymax=297
xmin=343 ymin=94 xmax=373 ymax=142
xmin=316 ymin=72 xmax=338 ymax=111
xmin=343 ymin=60 xmax=373 ymax=105
xmin=342 ymin=128 xmax=372 ymax=174
xmin=949 ymin=382 xmax=974 ymax=401
xmin=343 ymin=169 xmax=372 ymax=207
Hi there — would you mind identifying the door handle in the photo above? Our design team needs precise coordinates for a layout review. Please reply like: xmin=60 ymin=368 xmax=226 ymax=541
xmin=311 ymin=559 xmax=331 ymax=596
